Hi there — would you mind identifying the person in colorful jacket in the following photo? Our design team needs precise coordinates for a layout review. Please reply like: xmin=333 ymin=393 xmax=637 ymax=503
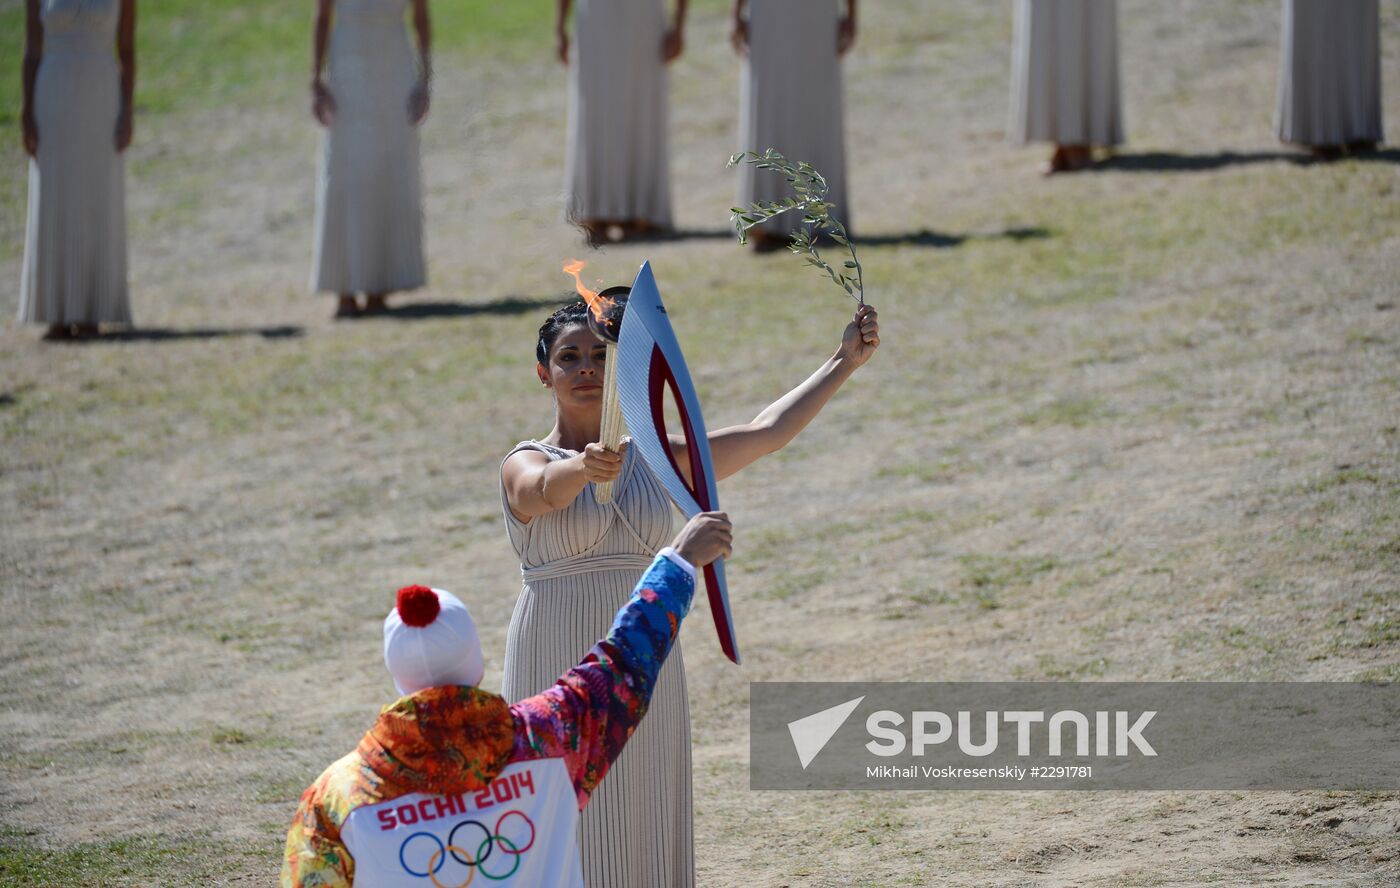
xmin=281 ymin=510 xmax=733 ymax=888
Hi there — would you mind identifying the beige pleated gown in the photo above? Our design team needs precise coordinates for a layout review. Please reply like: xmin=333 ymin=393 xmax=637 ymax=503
xmin=738 ymin=0 xmax=850 ymax=237
xmin=500 ymin=441 xmax=693 ymax=888
xmin=19 ymin=0 xmax=130 ymax=326
xmin=1009 ymin=0 xmax=1124 ymax=147
xmin=312 ymin=0 xmax=426 ymax=295
xmin=564 ymin=0 xmax=674 ymax=228
xmin=1276 ymin=0 xmax=1384 ymax=147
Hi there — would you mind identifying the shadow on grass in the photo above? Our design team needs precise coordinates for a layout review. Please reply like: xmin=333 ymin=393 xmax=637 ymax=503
xmin=1095 ymin=148 xmax=1400 ymax=172
xmin=373 ymin=294 xmax=573 ymax=321
xmin=738 ymin=226 xmax=1051 ymax=251
xmin=857 ymin=226 xmax=1052 ymax=248
xmin=625 ymin=227 xmax=738 ymax=243
xmin=49 ymin=325 xmax=305 ymax=344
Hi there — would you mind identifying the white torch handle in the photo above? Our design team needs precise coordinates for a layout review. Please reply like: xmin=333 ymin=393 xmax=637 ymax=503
xmin=594 ymin=344 xmax=625 ymax=504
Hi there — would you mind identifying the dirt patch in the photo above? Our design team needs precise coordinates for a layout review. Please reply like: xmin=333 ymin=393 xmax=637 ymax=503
xmin=2 ymin=1 xmax=1398 ymax=885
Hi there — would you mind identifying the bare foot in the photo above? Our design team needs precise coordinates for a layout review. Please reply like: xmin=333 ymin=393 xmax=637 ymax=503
xmin=363 ymin=294 xmax=389 ymax=315
xmin=1040 ymin=146 xmax=1072 ymax=176
xmin=1042 ymin=145 xmax=1093 ymax=175
xmin=334 ymin=295 xmax=361 ymax=320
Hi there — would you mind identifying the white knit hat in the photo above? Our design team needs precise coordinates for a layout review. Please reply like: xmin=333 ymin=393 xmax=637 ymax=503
xmin=383 ymin=585 xmax=485 ymax=696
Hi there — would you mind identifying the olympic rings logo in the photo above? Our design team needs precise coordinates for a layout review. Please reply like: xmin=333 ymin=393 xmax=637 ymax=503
xmin=398 ymin=811 xmax=536 ymax=886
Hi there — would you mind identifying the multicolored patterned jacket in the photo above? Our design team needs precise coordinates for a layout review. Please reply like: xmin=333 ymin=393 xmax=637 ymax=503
xmin=281 ymin=552 xmax=694 ymax=888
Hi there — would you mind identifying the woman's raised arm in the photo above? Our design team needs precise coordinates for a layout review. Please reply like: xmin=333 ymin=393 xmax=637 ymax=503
xmin=669 ymin=305 xmax=879 ymax=482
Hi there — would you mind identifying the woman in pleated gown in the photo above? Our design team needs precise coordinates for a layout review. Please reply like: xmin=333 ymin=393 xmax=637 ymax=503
xmin=1008 ymin=0 xmax=1124 ymax=174
xmin=1276 ymin=0 xmax=1384 ymax=157
xmin=732 ymin=0 xmax=857 ymax=252
xmin=310 ymin=0 xmax=430 ymax=318
xmin=500 ymin=296 xmax=879 ymax=888
xmin=19 ymin=0 xmax=135 ymax=341
xmin=555 ymin=0 xmax=687 ymax=246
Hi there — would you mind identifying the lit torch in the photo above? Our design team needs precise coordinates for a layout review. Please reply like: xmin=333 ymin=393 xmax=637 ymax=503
xmin=563 ymin=260 xmax=629 ymax=504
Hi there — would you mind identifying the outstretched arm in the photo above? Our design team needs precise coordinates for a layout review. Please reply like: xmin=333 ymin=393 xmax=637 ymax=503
xmin=508 ymin=513 xmax=731 ymax=806
xmin=672 ymin=305 xmax=880 ymax=482
xmin=501 ymin=443 xmax=625 ymax=522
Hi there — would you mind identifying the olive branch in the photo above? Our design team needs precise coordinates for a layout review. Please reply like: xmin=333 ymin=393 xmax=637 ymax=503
xmin=728 ymin=149 xmax=864 ymax=305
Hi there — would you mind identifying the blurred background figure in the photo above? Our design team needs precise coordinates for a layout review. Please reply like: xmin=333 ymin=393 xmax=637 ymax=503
xmin=1009 ymin=0 xmax=1123 ymax=174
xmin=310 ymin=0 xmax=430 ymax=319
xmin=557 ymin=0 xmax=687 ymax=246
xmin=1276 ymin=0 xmax=1384 ymax=159
xmin=732 ymin=0 xmax=855 ymax=252
xmin=19 ymin=0 xmax=135 ymax=341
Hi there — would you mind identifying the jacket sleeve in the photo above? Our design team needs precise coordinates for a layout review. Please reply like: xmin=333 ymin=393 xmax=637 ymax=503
xmin=509 ymin=552 xmax=695 ymax=808
xmin=281 ymin=783 xmax=354 ymax=888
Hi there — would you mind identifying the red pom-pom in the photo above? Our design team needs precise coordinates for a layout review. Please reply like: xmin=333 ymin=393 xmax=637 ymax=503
xmin=397 ymin=585 xmax=440 ymax=627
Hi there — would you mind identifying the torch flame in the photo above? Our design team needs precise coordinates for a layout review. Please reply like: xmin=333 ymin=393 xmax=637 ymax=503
xmin=563 ymin=259 xmax=614 ymax=324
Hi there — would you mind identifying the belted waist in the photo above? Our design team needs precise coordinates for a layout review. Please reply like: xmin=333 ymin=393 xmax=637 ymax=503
xmin=521 ymin=553 xmax=658 ymax=584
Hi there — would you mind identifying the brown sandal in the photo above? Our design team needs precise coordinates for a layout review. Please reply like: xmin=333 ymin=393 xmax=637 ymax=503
xmin=334 ymin=295 xmax=361 ymax=320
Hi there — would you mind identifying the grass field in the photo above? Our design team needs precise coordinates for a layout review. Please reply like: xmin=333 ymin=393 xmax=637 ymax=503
xmin=1 ymin=1 xmax=1398 ymax=885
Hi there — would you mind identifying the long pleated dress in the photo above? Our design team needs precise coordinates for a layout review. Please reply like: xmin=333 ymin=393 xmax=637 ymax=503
xmin=564 ymin=0 xmax=674 ymax=228
xmin=500 ymin=440 xmax=693 ymax=888
xmin=1008 ymin=0 xmax=1125 ymax=147
xmin=19 ymin=0 xmax=130 ymax=326
xmin=1276 ymin=0 xmax=1384 ymax=147
xmin=738 ymin=0 xmax=850 ymax=237
xmin=311 ymin=0 xmax=426 ymax=295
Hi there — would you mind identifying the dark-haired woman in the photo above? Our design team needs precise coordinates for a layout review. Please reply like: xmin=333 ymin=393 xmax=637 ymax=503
xmin=499 ymin=298 xmax=878 ymax=887
xmin=310 ymin=0 xmax=430 ymax=318
xmin=19 ymin=0 xmax=135 ymax=340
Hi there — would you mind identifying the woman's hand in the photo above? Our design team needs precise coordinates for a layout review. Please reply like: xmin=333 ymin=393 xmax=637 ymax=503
xmin=408 ymin=78 xmax=430 ymax=124
xmin=556 ymin=26 xmax=570 ymax=65
xmin=838 ymin=14 xmax=857 ymax=55
xmin=22 ymin=110 xmax=38 ymax=157
xmin=114 ymin=99 xmax=133 ymax=151
xmin=312 ymin=80 xmax=336 ymax=126
xmin=663 ymin=24 xmax=684 ymax=63
xmin=730 ymin=16 xmax=748 ymax=55
xmin=579 ymin=441 xmax=626 ymax=485
xmin=836 ymin=304 xmax=880 ymax=368
xmin=671 ymin=511 xmax=733 ymax=567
